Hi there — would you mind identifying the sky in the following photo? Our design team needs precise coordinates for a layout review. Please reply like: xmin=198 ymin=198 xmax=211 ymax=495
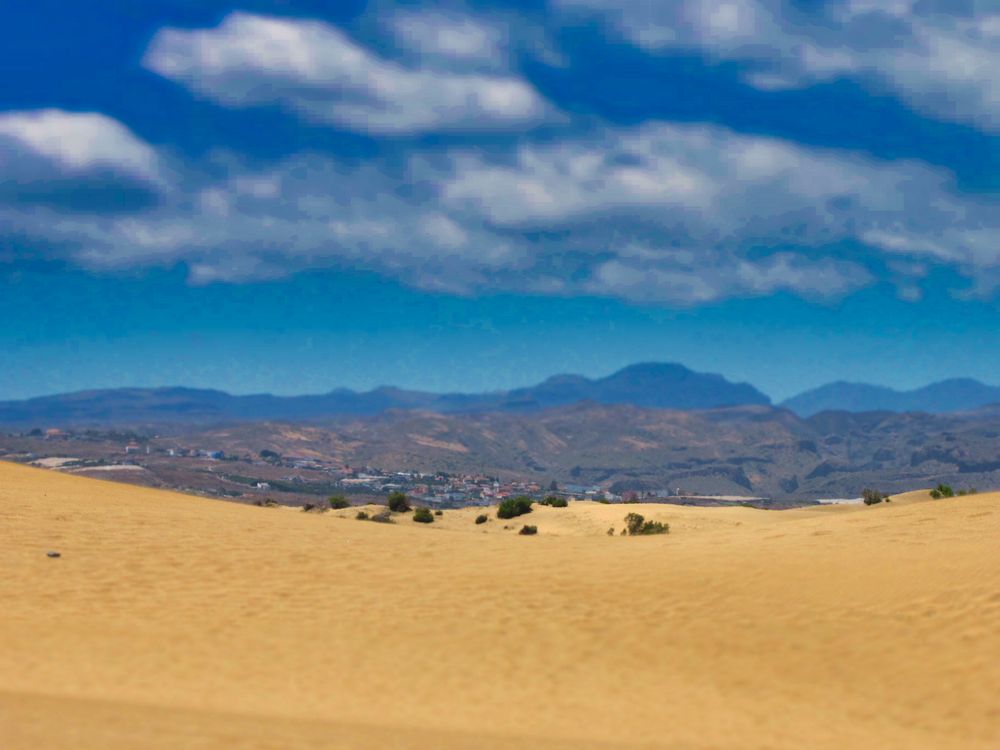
xmin=0 ymin=0 xmax=997 ymax=402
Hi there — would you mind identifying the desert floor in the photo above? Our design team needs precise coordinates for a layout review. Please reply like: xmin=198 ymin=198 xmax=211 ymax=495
xmin=1 ymin=459 xmax=998 ymax=749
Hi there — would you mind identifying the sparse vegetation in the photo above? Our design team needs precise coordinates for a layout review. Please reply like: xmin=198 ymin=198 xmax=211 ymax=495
xmin=607 ymin=526 xmax=615 ymax=536
xmin=540 ymin=495 xmax=567 ymax=507
xmin=355 ymin=510 xmax=369 ymax=520
xmin=862 ymin=488 xmax=887 ymax=505
xmin=328 ymin=495 xmax=350 ymax=510
xmin=434 ymin=509 xmax=443 ymax=516
xmin=387 ymin=491 xmax=412 ymax=513
xmin=519 ymin=525 xmax=538 ymax=536
xmin=413 ymin=507 xmax=434 ymax=523
xmin=624 ymin=512 xmax=669 ymax=536
xmin=957 ymin=488 xmax=978 ymax=496
xmin=475 ymin=514 xmax=488 ymax=525
xmin=254 ymin=498 xmax=279 ymax=508
xmin=497 ymin=496 xmax=533 ymax=519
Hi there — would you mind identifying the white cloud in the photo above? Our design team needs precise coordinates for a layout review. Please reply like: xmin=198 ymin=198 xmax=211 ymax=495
xmin=0 ymin=109 xmax=162 ymax=183
xmin=436 ymin=121 xmax=957 ymax=241
xmin=144 ymin=12 xmax=552 ymax=135
xmin=556 ymin=0 xmax=1000 ymax=132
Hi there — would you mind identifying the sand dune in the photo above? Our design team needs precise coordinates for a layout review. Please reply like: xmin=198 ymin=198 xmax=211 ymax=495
xmin=1 ymin=460 xmax=998 ymax=749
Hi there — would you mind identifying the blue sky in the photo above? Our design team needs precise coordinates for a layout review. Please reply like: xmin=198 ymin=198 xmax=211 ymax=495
xmin=1 ymin=0 xmax=997 ymax=401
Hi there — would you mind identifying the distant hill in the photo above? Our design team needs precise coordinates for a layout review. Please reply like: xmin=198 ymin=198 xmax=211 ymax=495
xmin=0 ymin=362 xmax=770 ymax=427
xmin=25 ymin=400 xmax=994 ymax=501
xmin=782 ymin=379 xmax=1000 ymax=417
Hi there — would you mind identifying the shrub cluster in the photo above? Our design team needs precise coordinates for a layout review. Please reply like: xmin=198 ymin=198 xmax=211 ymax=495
xmin=328 ymin=495 xmax=350 ymax=510
xmin=497 ymin=496 xmax=533 ymax=519
xmin=862 ymin=488 xmax=888 ymax=505
xmin=387 ymin=491 xmax=412 ymax=513
xmin=475 ymin=514 xmax=489 ymax=525
xmin=369 ymin=511 xmax=395 ymax=524
xmin=930 ymin=484 xmax=954 ymax=499
xmin=519 ymin=525 xmax=538 ymax=536
xmin=539 ymin=495 xmax=568 ymax=508
xmin=302 ymin=503 xmax=328 ymax=513
xmin=355 ymin=510 xmax=369 ymax=520
xmin=623 ymin=512 xmax=669 ymax=536
xmin=254 ymin=498 xmax=279 ymax=508
xmin=931 ymin=484 xmax=978 ymax=498
xmin=413 ymin=507 xmax=434 ymax=524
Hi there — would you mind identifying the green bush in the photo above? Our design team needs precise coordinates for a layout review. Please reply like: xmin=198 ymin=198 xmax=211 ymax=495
xmin=370 ymin=511 xmax=395 ymax=524
xmin=930 ymin=484 xmax=954 ymax=500
xmin=540 ymin=495 xmax=567 ymax=507
xmin=413 ymin=507 xmax=434 ymax=524
xmin=434 ymin=509 xmax=443 ymax=516
xmin=475 ymin=514 xmax=488 ymax=525
xmin=497 ymin=496 xmax=533 ymax=519
xmin=519 ymin=525 xmax=538 ymax=536
xmin=862 ymin=488 xmax=886 ymax=505
xmin=387 ymin=491 xmax=412 ymax=513
xmin=302 ymin=503 xmax=327 ymax=513
xmin=355 ymin=511 xmax=369 ymax=520
xmin=624 ymin=512 xmax=669 ymax=536
xmin=328 ymin=495 xmax=350 ymax=510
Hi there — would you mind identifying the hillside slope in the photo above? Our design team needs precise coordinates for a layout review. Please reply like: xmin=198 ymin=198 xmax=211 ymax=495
xmin=1 ymin=462 xmax=998 ymax=749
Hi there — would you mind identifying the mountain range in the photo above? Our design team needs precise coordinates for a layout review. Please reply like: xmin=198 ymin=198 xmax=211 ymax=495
xmin=1 ymin=362 xmax=999 ymax=427
xmin=779 ymin=379 xmax=1000 ymax=417
xmin=0 ymin=363 xmax=769 ymax=427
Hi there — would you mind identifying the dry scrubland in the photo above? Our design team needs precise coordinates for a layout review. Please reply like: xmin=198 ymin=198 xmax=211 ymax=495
xmin=1 ymin=460 xmax=999 ymax=749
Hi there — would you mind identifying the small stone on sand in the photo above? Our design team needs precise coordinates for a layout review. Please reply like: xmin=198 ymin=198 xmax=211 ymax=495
xmin=46 ymin=551 xmax=61 ymax=558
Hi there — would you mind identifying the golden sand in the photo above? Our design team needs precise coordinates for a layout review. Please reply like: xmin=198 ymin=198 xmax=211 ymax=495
xmin=1 ymin=460 xmax=998 ymax=749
